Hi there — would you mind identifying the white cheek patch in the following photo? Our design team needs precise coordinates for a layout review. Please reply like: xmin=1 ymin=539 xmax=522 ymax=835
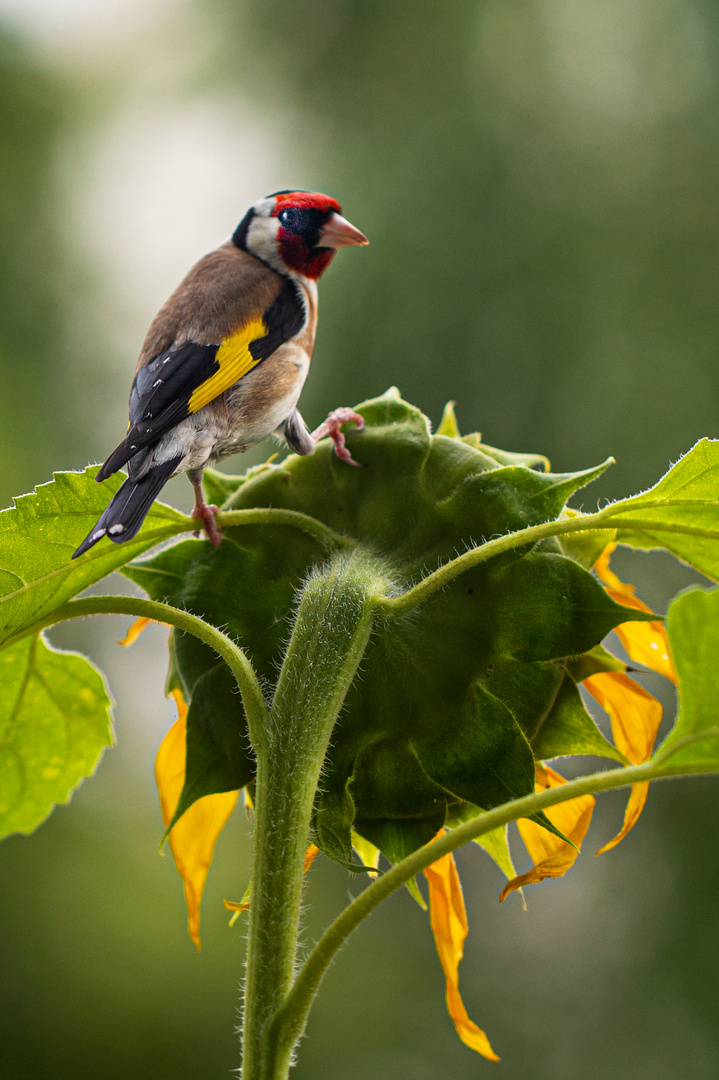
xmin=246 ymin=215 xmax=282 ymax=271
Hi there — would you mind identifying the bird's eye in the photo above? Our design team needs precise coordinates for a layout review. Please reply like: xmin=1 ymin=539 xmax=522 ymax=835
xmin=279 ymin=208 xmax=301 ymax=229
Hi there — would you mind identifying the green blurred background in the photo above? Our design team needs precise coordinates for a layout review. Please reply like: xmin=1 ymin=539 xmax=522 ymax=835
xmin=1 ymin=1 xmax=718 ymax=1076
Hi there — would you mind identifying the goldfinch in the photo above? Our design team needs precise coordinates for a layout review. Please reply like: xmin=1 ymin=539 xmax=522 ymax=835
xmin=72 ymin=190 xmax=368 ymax=559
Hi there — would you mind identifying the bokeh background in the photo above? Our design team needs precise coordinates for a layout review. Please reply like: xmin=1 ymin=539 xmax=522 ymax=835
xmin=1 ymin=1 xmax=718 ymax=1077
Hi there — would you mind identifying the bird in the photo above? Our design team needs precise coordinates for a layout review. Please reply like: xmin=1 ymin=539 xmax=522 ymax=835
xmin=72 ymin=190 xmax=369 ymax=559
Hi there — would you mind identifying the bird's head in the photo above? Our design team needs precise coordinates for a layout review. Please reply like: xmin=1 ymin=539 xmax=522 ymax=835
xmin=232 ymin=190 xmax=368 ymax=280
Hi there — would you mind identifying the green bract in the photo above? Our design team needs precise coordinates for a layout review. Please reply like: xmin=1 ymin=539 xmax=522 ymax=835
xmin=125 ymin=389 xmax=651 ymax=866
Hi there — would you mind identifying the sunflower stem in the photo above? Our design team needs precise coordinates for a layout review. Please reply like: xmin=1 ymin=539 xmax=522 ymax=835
xmin=241 ymin=550 xmax=387 ymax=1080
xmin=376 ymin=508 xmax=619 ymax=616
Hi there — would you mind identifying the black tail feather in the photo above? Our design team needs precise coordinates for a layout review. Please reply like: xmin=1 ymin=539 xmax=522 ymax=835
xmin=72 ymin=455 xmax=183 ymax=559
xmin=95 ymin=438 xmax=136 ymax=483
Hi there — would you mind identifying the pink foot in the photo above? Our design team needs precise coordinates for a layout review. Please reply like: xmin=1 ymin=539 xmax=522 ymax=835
xmin=191 ymin=487 xmax=223 ymax=546
xmin=311 ymin=408 xmax=365 ymax=467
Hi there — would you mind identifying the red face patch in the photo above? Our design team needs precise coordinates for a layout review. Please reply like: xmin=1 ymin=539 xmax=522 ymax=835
xmin=272 ymin=192 xmax=342 ymax=279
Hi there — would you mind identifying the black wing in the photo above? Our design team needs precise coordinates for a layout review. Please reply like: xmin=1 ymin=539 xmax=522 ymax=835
xmin=96 ymin=280 xmax=306 ymax=481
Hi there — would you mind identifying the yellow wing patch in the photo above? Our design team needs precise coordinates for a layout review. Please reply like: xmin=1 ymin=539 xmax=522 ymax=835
xmin=188 ymin=315 xmax=267 ymax=414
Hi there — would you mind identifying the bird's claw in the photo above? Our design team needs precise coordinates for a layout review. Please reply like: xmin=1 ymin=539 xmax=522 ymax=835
xmin=312 ymin=408 xmax=365 ymax=467
xmin=192 ymin=500 xmax=223 ymax=546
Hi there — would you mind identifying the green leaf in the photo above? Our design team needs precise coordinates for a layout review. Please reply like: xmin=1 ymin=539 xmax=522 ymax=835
xmin=0 ymin=467 xmax=186 ymax=648
xmin=609 ymin=439 xmax=719 ymax=580
xmin=532 ymin=674 xmax=627 ymax=763
xmin=0 ymin=633 xmax=113 ymax=838
xmin=654 ymin=587 xmax=719 ymax=769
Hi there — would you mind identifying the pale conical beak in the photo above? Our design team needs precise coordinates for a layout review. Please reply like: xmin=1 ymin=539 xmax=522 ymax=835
xmin=318 ymin=213 xmax=369 ymax=248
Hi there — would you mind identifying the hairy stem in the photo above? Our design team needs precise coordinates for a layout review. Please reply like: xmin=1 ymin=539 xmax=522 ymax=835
xmin=241 ymin=551 xmax=388 ymax=1080
xmin=377 ymin=507 xmax=618 ymax=616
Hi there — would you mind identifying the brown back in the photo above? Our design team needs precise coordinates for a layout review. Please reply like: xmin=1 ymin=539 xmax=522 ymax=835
xmin=137 ymin=242 xmax=284 ymax=371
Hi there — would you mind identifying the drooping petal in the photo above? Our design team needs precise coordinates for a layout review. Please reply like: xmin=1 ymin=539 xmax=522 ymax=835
xmin=155 ymin=689 xmax=239 ymax=949
xmin=595 ymin=543 xmax=676 ymax=682
xmin=583 ymin=671 xmax=662 ymax=853
xmin=595 ymin=782 xmax=649 ymax=855
xmin=500 ymin=764 xmax=595 ymax=902
xmin=303 ymin=843 xmax=320 ymax=873
xmin=117 ymin=616 xmax=153 ymax=647
xmin=425 ymin=848 xmax=499 ymax=1061
xmin=583 ymin=672 xmax=662 ymax=765
xmin=593 ymin=542 xmax=626 ymax=590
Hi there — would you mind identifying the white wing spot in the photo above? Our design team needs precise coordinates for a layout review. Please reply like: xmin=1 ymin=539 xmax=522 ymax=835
xmin=108 ymin=524 xmax=125 ymax=536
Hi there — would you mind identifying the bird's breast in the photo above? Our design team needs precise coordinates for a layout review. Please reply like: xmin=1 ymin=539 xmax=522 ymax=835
xmin=207 ymin=341 xmax=311 ymax=458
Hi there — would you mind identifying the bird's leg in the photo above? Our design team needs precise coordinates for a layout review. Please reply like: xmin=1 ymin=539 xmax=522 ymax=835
xmin=189 ymin=471 xmax=222 ymax=546
xmin=282 ymin=409 xmax=316 ymax=456
xmin=311 ymin=408 xmax=365 ymax=467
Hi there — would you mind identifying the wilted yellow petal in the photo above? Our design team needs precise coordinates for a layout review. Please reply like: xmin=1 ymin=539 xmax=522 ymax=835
xmin=594 ymin=541 xmax=622 ymax=589
xmin=117 ymin=616 xmax=153 ymax=646
xmin=583 ymin=672 xmax=661 ymax=853
xmin=424 ymin=848 xmax=499 ymax=1061
xmin=303 ymin=844 xmax=320 ymax=874
xmin=155 ymin=689 xmax=239 ymax=949
xmin=595 ymin=781 xmax=649 ymax=855
xmin=583 ymin=671 xmax=661 ymax=765
xmin=614 ymin=616 xmax=675 ymax=683
xmin=501 ymin=765 xmax=595 ymax=902
xmin=595 ymin=543 xmax=676 ymax=682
